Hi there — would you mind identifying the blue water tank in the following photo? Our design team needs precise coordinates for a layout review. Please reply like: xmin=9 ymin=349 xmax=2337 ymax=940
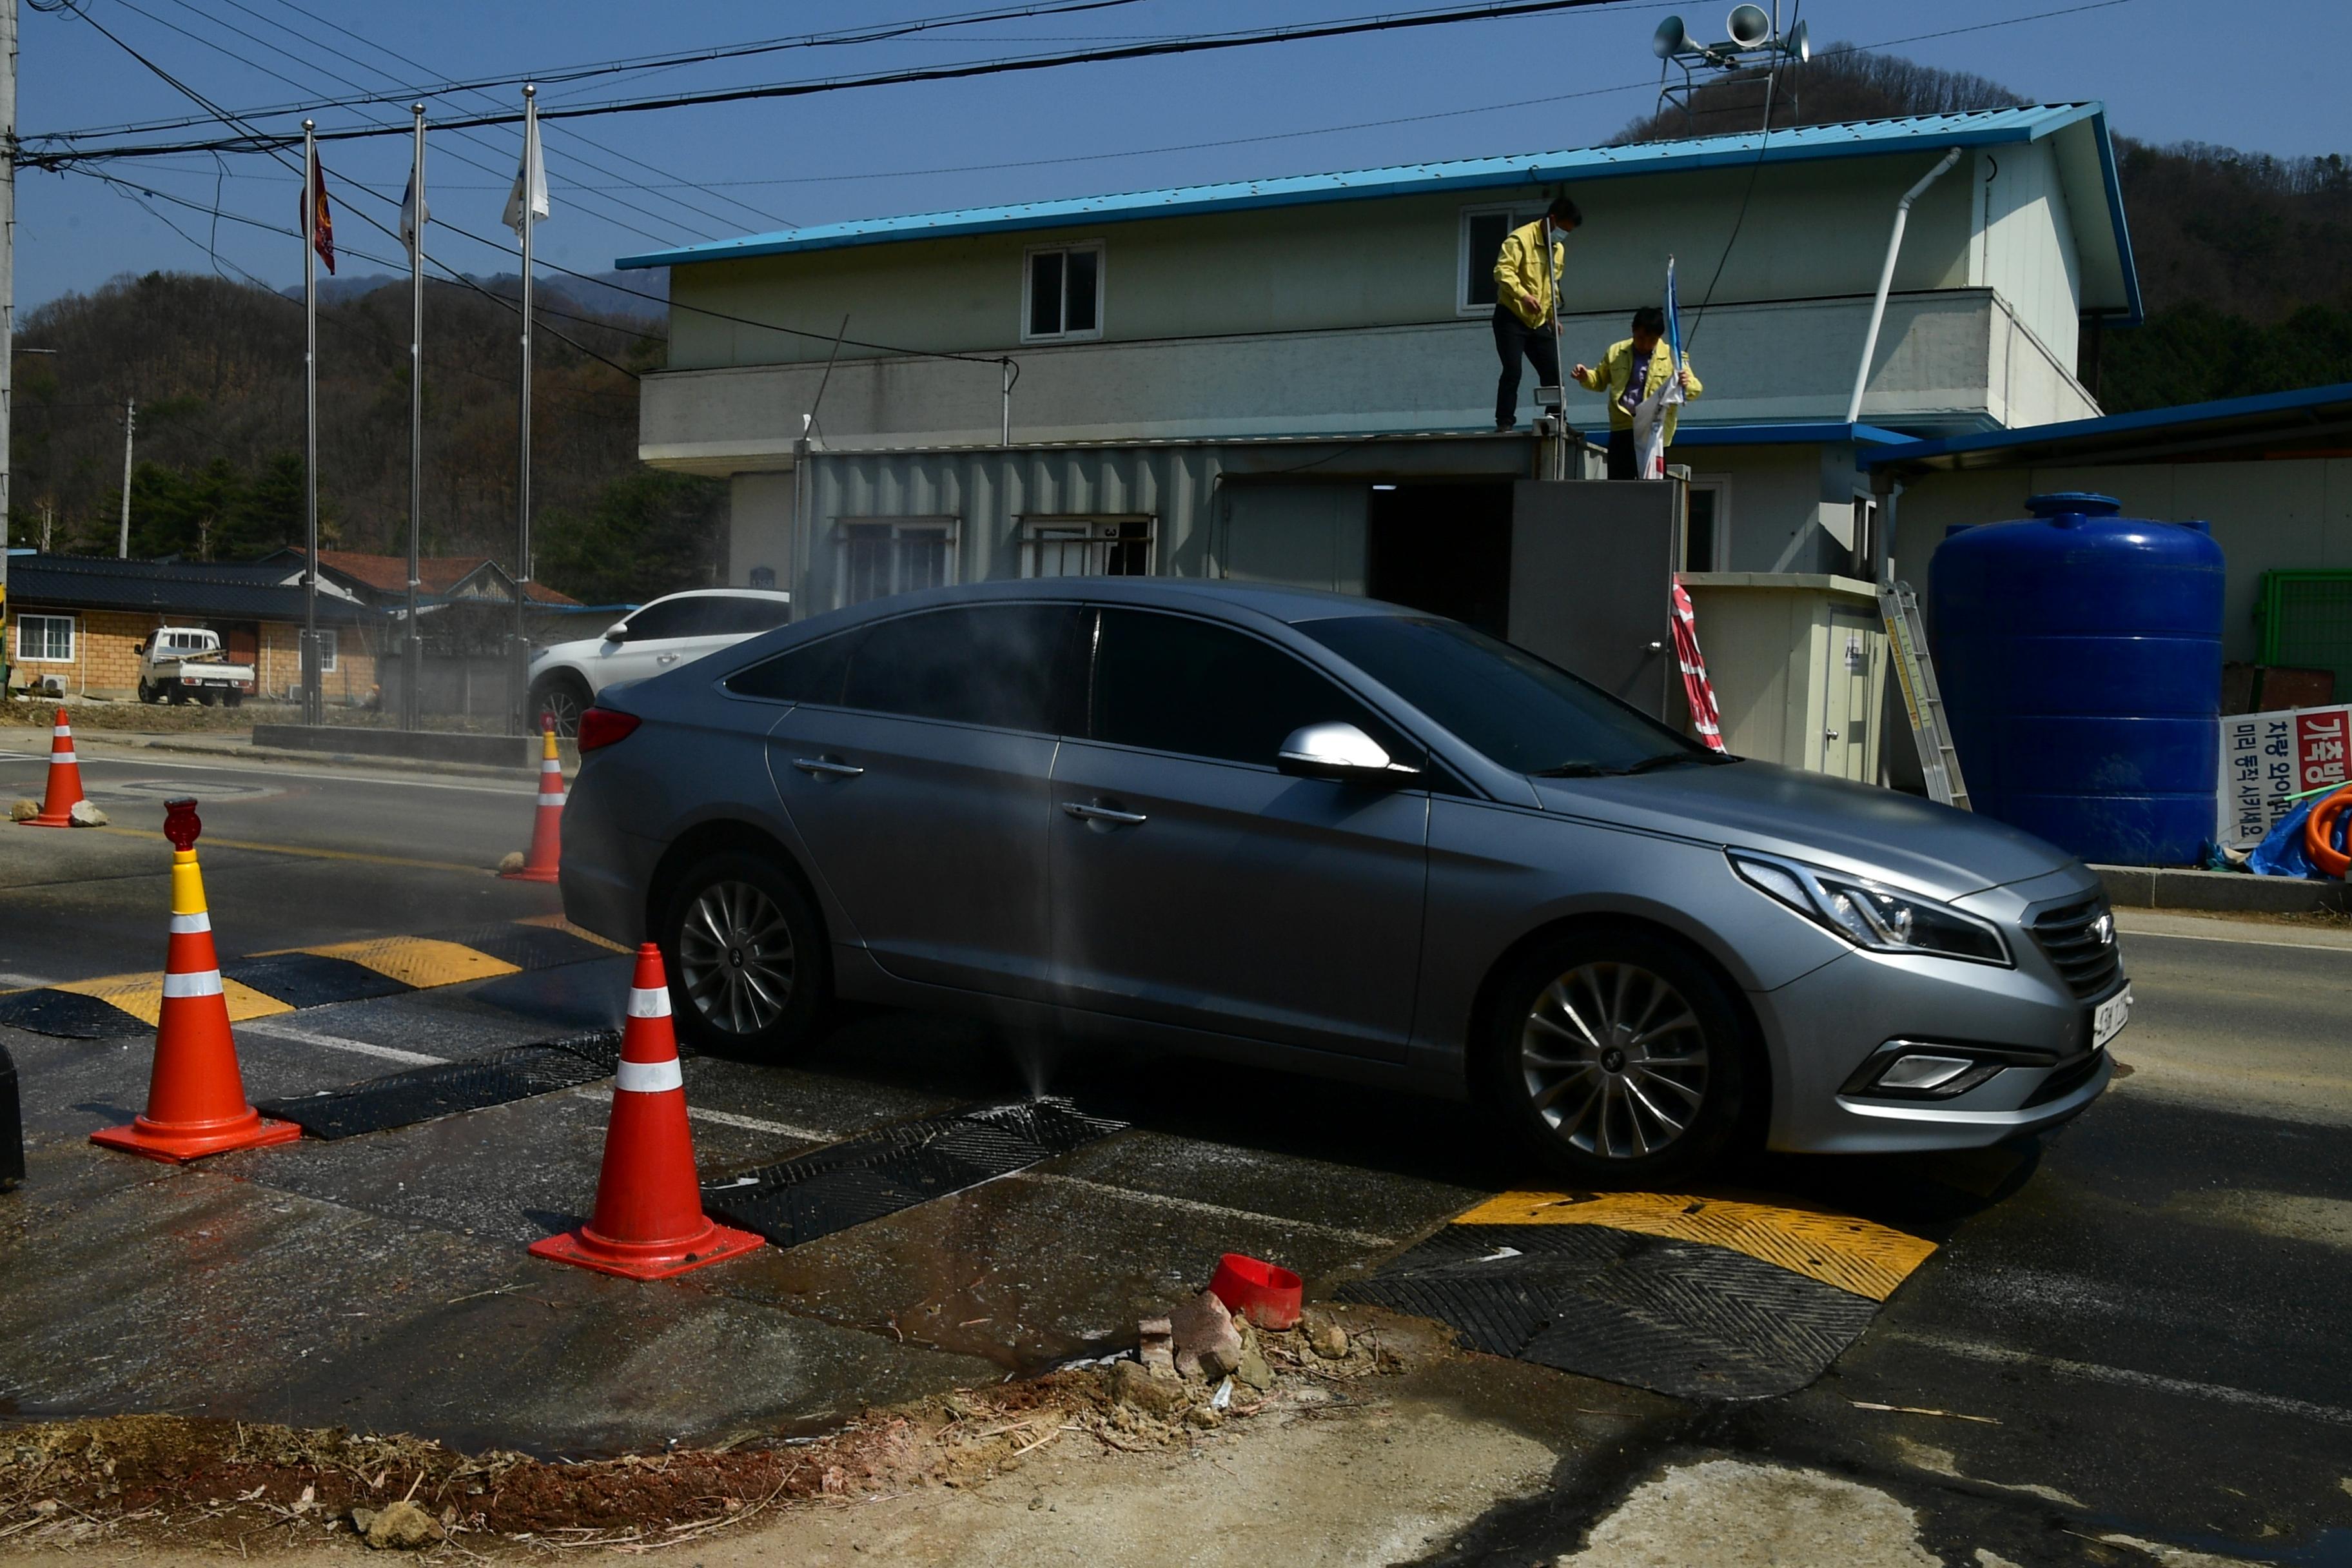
xmin=1930 ymin=493 xmax=2224 ymax=867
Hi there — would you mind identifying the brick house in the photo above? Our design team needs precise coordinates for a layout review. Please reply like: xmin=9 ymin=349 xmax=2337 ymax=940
xmin=3 ymin=553 xmax=385 ymax=704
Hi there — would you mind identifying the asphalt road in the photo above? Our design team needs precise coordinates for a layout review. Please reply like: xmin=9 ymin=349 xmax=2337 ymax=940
xmin=3 ymin=732 xmax=2347 ymax=1564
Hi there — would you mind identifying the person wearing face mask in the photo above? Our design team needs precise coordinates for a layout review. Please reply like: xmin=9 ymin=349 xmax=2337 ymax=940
xmin=1491 ymin=195 xmax=1583 ymax=432
xmin=1573 ymin=305 xmax=1701 ymax=479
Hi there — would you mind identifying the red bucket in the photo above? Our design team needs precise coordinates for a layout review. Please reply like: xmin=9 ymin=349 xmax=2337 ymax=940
xmin=1208 ymin=1252 xmax=1303 ymax=1330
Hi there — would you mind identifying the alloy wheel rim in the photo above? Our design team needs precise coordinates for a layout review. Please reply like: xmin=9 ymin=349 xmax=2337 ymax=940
xmin=678 ymin=880 xmax=796 ymax=1035
xmin=540 ymin=689 xmax=583 ymax=738
xmin=1520 ymin=961 xmax=1710 ymax=1160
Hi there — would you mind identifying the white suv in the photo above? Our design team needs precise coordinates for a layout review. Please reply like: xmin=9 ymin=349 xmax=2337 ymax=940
xmin=527 ymin=588 xmax=794 ymax=735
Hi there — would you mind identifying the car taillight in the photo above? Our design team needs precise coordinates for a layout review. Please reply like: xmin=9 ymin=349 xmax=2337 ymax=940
xmin=576 ymin=707 xmax=641 ymax=752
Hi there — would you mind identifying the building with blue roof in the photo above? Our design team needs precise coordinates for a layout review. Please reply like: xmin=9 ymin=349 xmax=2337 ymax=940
xmin=626 ymin=104 xmax=2139 ymax=736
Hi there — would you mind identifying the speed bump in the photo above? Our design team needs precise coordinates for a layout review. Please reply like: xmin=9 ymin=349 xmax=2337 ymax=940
xmin=1341 ymin=1189 xmax=1938 ymax=1402
xmin=0 ymin=919 xmax=614 ymax=1039
xmin=1455 ymin=1190 xmax=1937 ymax=1302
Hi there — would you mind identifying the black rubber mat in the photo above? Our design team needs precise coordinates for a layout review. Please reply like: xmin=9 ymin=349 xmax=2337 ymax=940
xmin=704 ymin=1097 xmax=1128 ymax=1250
xmin=1340 ymin=1222 xmax=1880 ymax=1402
xmin=0 ymin=989 xmax=144 ymax=1040
xmin=257 ymin=1030 xmax=623 ymax=1139
xmin=219 ymin=953 xmax=412 ymax=1009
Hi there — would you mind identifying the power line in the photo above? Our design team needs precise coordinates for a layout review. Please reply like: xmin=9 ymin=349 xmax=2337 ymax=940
xmin=27 ymin=0 xmax=1643 ymax=166
xmin=32 ymin=0 xmax=1150 ymax=144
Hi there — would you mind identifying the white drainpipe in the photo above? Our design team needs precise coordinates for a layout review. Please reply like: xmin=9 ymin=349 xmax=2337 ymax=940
xmin=1846 ymin=147 xmax=1965 ymax=426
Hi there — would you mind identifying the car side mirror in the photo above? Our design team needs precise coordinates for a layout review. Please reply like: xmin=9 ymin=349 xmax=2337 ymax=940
xmin=1277 ymin=721 xmax=1420 ymax=783
xmin=603 ymin=621 xmax=631 ymax=643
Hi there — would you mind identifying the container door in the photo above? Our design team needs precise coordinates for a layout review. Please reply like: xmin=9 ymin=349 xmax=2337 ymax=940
xmin=1825 ymin=609 xmax=1876 ymax=780
xmin=1215 ymin=484 xmax=1367 ymax=594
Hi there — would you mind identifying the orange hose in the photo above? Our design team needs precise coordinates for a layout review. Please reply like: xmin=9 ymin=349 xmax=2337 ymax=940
xmin=2307 ymin=783 xmax=2352 ymax=879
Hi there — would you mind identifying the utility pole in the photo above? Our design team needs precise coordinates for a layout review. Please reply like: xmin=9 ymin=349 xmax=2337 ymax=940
xmin=0 ymin=0 xmax=13 ymax=652
xmin=117 ymin=398 xmax=134 ymax=558
xmin=513 ymin=83 xmax=536 ymax=736
xmin=302 ymin=120 xmax=320 ymax=725
xmin=404 ymin=103 xmax=425 ymax=732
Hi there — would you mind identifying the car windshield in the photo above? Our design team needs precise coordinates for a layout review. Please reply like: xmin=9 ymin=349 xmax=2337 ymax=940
xmin=1296 ymin=614 xmax=1718 ymax=778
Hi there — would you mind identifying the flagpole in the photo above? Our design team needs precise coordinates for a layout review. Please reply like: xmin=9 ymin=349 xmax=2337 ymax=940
xmin=405 ymin=103 xmax=425 ymax=732
xmin=302 ymin=119 xmax=320 ymax=727
xmin=513 ymin=83 xmax=534 ymax=734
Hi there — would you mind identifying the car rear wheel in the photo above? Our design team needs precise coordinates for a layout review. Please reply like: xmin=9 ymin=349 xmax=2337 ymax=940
xmin=529 ymin=672 xmax=593 ymax=738
xmin=1477 ymin=931 xmax=1749 ymax=1186
xmin=658 ymin=850 xmax=828 ymax=1061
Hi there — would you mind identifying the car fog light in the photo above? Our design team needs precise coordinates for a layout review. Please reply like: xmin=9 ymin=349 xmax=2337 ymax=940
xmin=1876 ymin=1054 xmax=1977 ymax=1092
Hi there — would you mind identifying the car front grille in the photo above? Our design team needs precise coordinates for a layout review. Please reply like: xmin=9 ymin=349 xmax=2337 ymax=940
xmin=2022 ymin=1047 xmax=2109 ymax=1107
xmin=2030 ymin=897 xmax=2124 ymax=1000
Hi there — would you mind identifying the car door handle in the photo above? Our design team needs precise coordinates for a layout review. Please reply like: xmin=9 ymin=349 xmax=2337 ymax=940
xmin=792 ymin=756 xmax=865 ymax=778
xmin=657 ymin=652 xmax=683 ymax=664
xmin=1064 ymin=800 xmax=1148 ymax=826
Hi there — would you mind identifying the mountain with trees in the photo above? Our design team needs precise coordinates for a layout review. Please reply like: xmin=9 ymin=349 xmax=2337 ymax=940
xmin=11 ymin=268 xmax=721 ymax=602
xmin=1620 ymin=47 xmax=2352 ymax=411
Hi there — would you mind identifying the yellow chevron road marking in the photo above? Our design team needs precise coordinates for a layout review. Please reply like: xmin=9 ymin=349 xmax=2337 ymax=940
xmin=49 ymin=972 xmax=294 ymax=1028
xmin=1455 ymin=1189 xmax=1937 ymax=1302
xmin=289 ymin=937 xmax=520 ymax=990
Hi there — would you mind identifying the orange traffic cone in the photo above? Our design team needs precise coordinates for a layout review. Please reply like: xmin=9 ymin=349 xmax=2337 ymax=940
xmin=503 ymin=716 xmax=564 ymax=883
xmin=21 ymin=708 xmax=86 ymax=828
xmin=90 ymin=799 xmax=302 ymax=1164
xmin=529 ymin=945 xmax=764 ymax=1280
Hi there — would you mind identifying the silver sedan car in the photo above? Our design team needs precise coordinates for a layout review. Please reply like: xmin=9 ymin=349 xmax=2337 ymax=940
xmin=560 ymin=579 xmax=2124 ymax=1182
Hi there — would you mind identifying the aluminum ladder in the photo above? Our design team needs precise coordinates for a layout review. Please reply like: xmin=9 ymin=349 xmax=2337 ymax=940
xmin=1879 ymin=580 xmax=1970 ymax=810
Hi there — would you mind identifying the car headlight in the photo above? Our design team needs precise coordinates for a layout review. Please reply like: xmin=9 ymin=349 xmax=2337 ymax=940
xmin=1730 ymin=854 xmax=2010 ymax=966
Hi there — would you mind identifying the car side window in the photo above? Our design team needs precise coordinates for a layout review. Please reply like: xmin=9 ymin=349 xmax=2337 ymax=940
xmin=725 ymin=629 xmax=860 ymax=705
xmin=1089 ymin=608 xmax=1408 ymax=767
xmin=617 ymin=600 xmax=694 ymax=640
xmin=840 ymin=604 xmax=1083 ymax=732
xmin=710 ymin=596 xmax=794 ymax=634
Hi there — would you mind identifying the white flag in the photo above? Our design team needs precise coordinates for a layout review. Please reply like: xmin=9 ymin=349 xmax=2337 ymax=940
xmin=502 ymin=110 xmax=549 ymax=235
xmin=399 ymin=166 xmax=428 ymax=249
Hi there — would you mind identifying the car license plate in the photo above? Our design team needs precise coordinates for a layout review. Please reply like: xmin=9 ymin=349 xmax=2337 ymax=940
xmin=2091 ymin=985 xmax=2132 ymax=1050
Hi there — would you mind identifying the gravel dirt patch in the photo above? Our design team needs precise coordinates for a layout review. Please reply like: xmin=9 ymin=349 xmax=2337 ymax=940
xmin=0 ymin=1307 xmax=1471 ymax=1559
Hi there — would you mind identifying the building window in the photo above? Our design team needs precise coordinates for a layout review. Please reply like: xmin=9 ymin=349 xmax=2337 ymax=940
xmin=1021 ymin=516 xmax=1155 ymax=578
xmin=1459 ymin=204 xmax=1547 ymax=315
xmin=305 ymin=628 xmax=339 ymax=674
xmin=838 ymin=517 xmax=959 ymax=607
xmin=1024 ymin=242 xmax=1103 ymax=342
xmin=14 ymin=613 xmax=74 ymax=663
xmin=1684 ymin=480 xmax=1730 ymax=573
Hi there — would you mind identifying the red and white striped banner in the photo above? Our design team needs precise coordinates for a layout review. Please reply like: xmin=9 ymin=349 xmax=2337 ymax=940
xmin=1671 ymin=576 xmax=1727 ymax=754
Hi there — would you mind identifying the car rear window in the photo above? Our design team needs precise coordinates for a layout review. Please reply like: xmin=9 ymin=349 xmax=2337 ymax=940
xmin=725 ymin=629 xmax=858 ymax=705
xmin=1295 ymin=614 xmax=1701 ymax=776
xmin=705 ymin=596 xmax=795 ymax=634
xmin=840 ymin=603 xmax=1083 ymax=732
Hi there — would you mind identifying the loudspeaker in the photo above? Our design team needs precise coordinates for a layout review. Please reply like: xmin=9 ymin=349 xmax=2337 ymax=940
xmin=1726 ymin=4 xmax=1772 ymax=48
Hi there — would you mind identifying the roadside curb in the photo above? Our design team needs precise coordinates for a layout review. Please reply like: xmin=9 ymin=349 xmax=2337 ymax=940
xmin=2094 ymin=863 xmax=2351 ymax=914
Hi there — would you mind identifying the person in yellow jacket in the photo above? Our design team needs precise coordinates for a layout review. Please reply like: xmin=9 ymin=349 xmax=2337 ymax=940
xmin=1490 ymin=195 xmax=1582 ymax=431
xmin=1572 ymin=306 xmax=1701 ymax=479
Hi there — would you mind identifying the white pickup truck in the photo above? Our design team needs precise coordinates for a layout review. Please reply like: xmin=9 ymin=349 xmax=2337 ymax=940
xmin=136 ymin=627 xmax=255 ymax=707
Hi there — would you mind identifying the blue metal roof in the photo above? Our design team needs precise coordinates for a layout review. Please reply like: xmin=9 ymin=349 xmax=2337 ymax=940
xmin=1673 ymin=421 xmax=1916 ymax=448
xmin=618 ymin=105 xmax=2135 ymax=315
xmin=1865 ymin=381 xmax=2352 ymax=471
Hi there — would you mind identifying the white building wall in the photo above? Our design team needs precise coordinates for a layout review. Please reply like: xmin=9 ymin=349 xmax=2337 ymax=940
xmin=645 ymin=291 xmax=2097 ymax=476
xmin=1971 ymin=141 xmax=2084 ymax=383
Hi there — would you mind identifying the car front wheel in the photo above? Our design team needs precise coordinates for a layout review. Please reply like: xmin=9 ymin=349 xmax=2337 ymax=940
xmin=657 ymin=850 xmax=828 ymax=1061
xmin=1477 ymin=932 xmax=1750 ymax=1186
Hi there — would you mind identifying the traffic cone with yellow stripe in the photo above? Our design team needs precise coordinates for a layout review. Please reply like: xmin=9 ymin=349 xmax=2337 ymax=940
xmin=91 ymin=799 xmax=301 ymax=1163
xmin=503 ymin=717 xmax=564 ymax=883
xmin=529 ymin=944 xmax=763 ymax=1280
xmin=21 ymin=708 xmax=87 ymax=828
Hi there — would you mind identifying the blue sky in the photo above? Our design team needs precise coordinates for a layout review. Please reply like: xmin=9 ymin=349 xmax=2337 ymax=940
xmin=15 ymin=0 xmax=2344 ymax=312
